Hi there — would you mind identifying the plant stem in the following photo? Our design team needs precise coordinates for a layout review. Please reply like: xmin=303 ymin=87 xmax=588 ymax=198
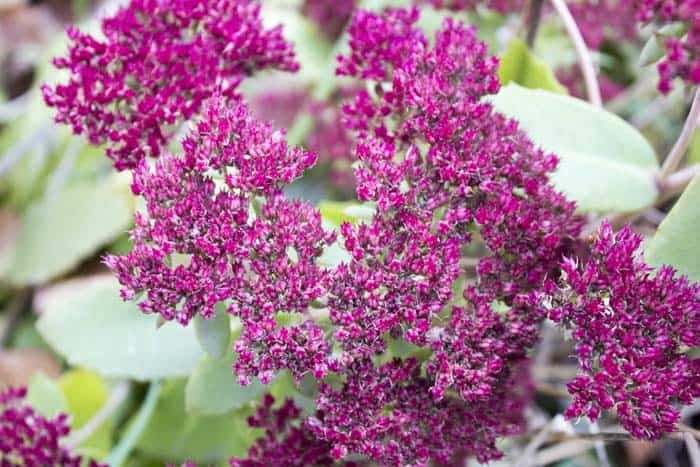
xmin=524 ymin=0 xmax=545 ymax=47
xmin=659 ymin=88 xmax=700 ymax=180
xmin=550 ymin=0 xmax=602 ymax=107
xmin=658 ymin=163 xmax=700 ymax=198
xmin=105 ymin=381 xmax=162 ymax=467
xmin=685 ymin=432 xmax=700 ymax=466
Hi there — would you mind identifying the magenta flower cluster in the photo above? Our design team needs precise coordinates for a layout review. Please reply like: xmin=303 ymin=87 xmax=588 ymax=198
xmin=544 ymin=222 xmax=700 ymax=439
xmin=105 ymin=97 xmax=336 ymax=386
xmin=43 ymin=0 xmax=298 ymax=170
xmin=42 ymin=0 xmax=700 ymax=464
xmin=0 ymin=387 xmax=103 ymax=466
xmin=636 ymin=0 xmax=700 ymax=93
xmin=230 ymin=394 xmax=342 ymax=467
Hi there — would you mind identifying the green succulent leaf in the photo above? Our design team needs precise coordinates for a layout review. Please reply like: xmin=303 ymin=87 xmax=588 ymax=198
xmin=135 ymin=379 xmax=258 ymax=463
xmin=645 ymin=174 xmax=700 ymax=281
xmin=1 ymin=180 xmax=133 ymax=285
xmin=498 ymin=38 xmax=567 ymax=94
xmin=26 ymin=372 xmax=68 ymax=418
xmin=491 ymin=84 xmax=660 ymax=213
xmin=36 ymin=276 xmax=204 ymax=380
xmin=194 ymin=303 xmax=231 ymax=360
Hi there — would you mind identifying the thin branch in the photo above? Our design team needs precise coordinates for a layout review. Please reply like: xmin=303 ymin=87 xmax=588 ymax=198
xmin=550 ymin=0 xmax=602 ymax=107
xmin=679 ymin=422 xmax=700 ymax=441
xmin=590 ymin=422 xmax=612 ymax=467
xmin=63 ymin=381 xmax=130 ymax=450
xmin=660 ymin=87 xmax=700 ymax=180
xmin=658 ymin=163 xmax=700 ymax=197
xmin=524 ymin=0 xmax=545 ymax=47
xmin=535 ymin=439 xmax=597 ymax=465
xmin=684 ymin=432 xmax=700 ymax=466
xmin=516 ymin=417 xmax=557 ymax=467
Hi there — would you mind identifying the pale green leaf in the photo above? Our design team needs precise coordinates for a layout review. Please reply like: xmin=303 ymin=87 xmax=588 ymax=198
xmin=136 ymin=380 xmax=258 ymax=463
xmin=186 ymin=352 xmax=264 ymax=416
xmin=645 ymin=174 xmax=700 ymax=281
xmin=1 ymin=181 xmax=133 ymax=285
xmin=491 ymin=84 xmax=659 ymax=213
xmin=194 ymin=303 xmax=231 ymax=359
xmin=36 ymin=276 xmax=204 ymax=380
xmin=498 ymin=38 xmax=566 ymax=94
xmin=59 ymin=369 xmax=113 ymax=453
xmin=639 ymin=35 xmax=666 ymax=67
xmin=26 ymin=372 xmax=67 ymax=418
xmin=319 ymin=201 xmax=375 ymax=227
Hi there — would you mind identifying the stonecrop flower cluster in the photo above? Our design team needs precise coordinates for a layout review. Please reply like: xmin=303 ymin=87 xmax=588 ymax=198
xmin=38 ymin=0 xmax=700 ymax=465
xmin=543 ymin=222 xmax=700 ymax=439
xmin=425 ymin=0 xmax=700 ymax=93
xmin=0 ymin=387 xmax=103 ymax=466
xmin=42 ymin=0 xmax=298 ymax=170
xmin=637 ymin=0 xmax=700 ymax=93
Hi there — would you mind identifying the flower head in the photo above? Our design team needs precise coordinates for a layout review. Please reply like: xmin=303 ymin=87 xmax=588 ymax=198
xmin=547 ymin=222 xmax=700 ymax=439
xmin=636 ymin=0 xmax=700 ymax=92
xmin=0 ymin=386 xmax=104 ymax=466
xmin=43 ymin=0 xmax=299 ymax=170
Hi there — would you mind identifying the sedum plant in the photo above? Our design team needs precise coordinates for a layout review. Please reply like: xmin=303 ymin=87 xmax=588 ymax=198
xmin=1 ymin=0 xmax=698 ymax=465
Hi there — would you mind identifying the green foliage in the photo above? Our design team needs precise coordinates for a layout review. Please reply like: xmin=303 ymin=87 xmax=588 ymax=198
xmin=0 ymin=180 xmax=133 ymax=285
xmin=36 ymin=276 xmax=204 ymax=380
xmin=194 ymin=303 xmax=231 ymax=359
xmin=185 ymin=351 xmax=264 ymax=416
xmin=135 ymin=379 xmax=258 ymax=463
xmin=318 ymin=200 xmax=375 ymax=226
xmin=59 ymin=369 xmax=113 ymax=456
xmin=26 ymin=372 xmax=68 ymax=418
xmin=645 ymin=174 xmax=700 ymax=281
xmin=491 ymin=84 xmax=660 ymax=213
xmin=497 ymin=38 xmax=566 ymax=94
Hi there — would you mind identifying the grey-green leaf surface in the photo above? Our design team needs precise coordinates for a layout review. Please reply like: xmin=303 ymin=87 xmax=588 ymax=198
xmin=36 ymin=276 xmax=204 ymax=380
xmin=136 ymin=379 xmax=258 ymax=463
xmin=186 ymin=352 xmax=264 ymax=416
xmin=491 ymin=84 xmax=659 ymax=213
xmin=645 ymin=174 xmax=700 ymax=282
xmin=1 ymin=181 xmax=133 ymax=285
xmin=194 ymin=304 xmax=231 ymax=359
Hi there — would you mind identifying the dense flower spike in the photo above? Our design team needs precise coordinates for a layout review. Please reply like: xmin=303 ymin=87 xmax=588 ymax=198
xmin=230 ymin=395 xmax=341 ymax=467
xmin=0 ymin=387 xmax=103 ymax=466
xmin=334 ymin=8 xmax=581 ymax=396
xmin=546 ymin=222 xmax=700 ymax=439
xmin=636 ymin=0 xmax=700 ymax=92
xmin=308 ymin=358 xmax=530 ymax=465
xmin=106 ymin=98 xmax=334 ymax=384
xmin=42 ymin=0 xmax=299 ymax=170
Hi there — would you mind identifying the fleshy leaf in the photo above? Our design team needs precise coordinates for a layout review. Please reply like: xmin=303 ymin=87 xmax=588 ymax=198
xmin=26 ymin=372 xmax=67 ymax=418
xmin=194 ymin=303 xmax=231 ymax=359
xmin=497 ymin=38 xmax=566 ymax=94
xmin=136 ymin=379 xmax=258 ymax=463
xmin=491 ymin=84 xmax=659 ymax=213
xmin=0 ymin=181 xmax=133 ymax=285
xmin=59 ymin=369 xmax=113 ymax=453
xmin=645 ymin=174 xmax=700 ymax=281
xmin=36 ymin=276 xmax=204 ymax=380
